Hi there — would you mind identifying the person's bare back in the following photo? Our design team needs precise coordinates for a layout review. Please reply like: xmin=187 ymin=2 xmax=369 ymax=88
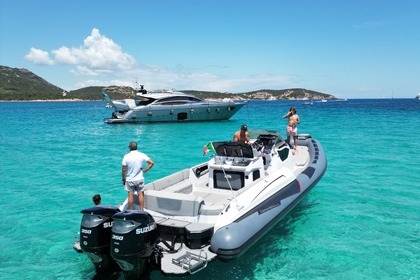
xmin=233 ymin=124 xmax=250 ymax=143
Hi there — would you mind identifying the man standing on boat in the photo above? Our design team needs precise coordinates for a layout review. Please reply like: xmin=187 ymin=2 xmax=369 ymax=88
xmin=282 ymin=107 xmax=300 ymax=154
xmin=233 ymin=124 xmax=250 ymax=143
xmin=122 ymin=141 xmax=154 ymax=210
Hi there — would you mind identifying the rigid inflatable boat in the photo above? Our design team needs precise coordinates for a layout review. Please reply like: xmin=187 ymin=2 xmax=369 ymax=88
xmin=76 ymin=129 xmax=327 ymax=279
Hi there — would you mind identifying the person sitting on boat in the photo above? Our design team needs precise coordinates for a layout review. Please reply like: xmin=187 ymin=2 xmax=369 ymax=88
xmin=92 ymin=194 xmax=101 ymax=205
xmin=122 ymin=141 xmax=155 ymax=210
xmin=233 ymin=124 xmax=250 ymax=144
xmin=282 ymin=107 xmax=300 ymax=154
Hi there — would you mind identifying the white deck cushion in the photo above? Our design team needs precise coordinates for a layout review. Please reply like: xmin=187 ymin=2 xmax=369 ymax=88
xmin=145 ymin=190 xmax=204 ymax=216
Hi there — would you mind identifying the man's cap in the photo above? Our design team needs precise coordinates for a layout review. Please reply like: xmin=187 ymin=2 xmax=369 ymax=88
xmin=241 ymin=124 xmax=248 ymax=131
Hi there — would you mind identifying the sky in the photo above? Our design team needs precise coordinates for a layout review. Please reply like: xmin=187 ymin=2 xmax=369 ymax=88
xmin=1 ymin=0 xmax=419 ymax=99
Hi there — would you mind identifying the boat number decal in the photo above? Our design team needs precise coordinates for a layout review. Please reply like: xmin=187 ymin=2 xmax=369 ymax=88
xmin=103 ymin=221 xmax=113 ymax=228
xmin=81 ymin=229 xmax=91 ymax=234
xmin=112 ymin=234 xmax=123 ymax=241
xmin=259 ymin=202 xmax=281 ymax=214
xmin=136 ymin=223 xmax=156 ymax=234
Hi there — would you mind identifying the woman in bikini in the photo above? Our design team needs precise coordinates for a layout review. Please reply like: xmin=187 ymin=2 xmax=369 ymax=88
xmin=282 ymin=107 xmax=300 ymax=154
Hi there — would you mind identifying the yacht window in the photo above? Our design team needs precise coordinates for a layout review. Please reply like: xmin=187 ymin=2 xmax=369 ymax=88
xmin=154 ymin=96 xmax=203 ymax=105
xmin=188 ymin=97 xmax=203 ymax=102
xmin=136 ymin=99 xmax=154 ymax=106
xmin=156 ymin=101 xmax=189 ymax=105
xmin=177 ymin=112 xmax=188 ymax=120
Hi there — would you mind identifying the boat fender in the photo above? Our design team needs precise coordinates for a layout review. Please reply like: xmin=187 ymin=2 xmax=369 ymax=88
xmin=191 ymin=109 xmax=194 ymax=114
xmin=170 ymin=109 xmax=174 ymax=115
xmin=147 ymin=112 xmax=152 ymax=116
xmin=216 ymin=108 xmax=220 ymax=112
xmin=207 ymin=108 xmax=211 ymax=113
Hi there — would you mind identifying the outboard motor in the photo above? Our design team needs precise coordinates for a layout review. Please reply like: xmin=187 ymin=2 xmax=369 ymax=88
xmin=79 ymin=206 xmax=120 ymax=278
xmin=111 ymin=210 xmax=158 ymax=280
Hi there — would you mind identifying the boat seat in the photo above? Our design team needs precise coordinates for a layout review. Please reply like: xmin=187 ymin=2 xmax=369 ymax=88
xmin=145 ymin=190 xmax=204 ymax=217
xmin=165 ymin=180 xmax=193 ymax=193
xmin=213 ymin=142 xmax=254 ymax=158
xmin=144 ymin=169 xmax=190 ymax=191
xmin=194 ymin=192 xmax=232 ymax=216
xmin=200 ymin=204 xmax=226 ymax=215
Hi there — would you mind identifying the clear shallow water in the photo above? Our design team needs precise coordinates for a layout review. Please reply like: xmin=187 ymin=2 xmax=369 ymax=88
xmin=0 ymin=99 xmax=418 ymax=279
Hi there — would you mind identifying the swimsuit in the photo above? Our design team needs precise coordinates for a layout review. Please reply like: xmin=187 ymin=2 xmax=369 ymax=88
xmin=287 ymin=125 xmax=297 ymax=136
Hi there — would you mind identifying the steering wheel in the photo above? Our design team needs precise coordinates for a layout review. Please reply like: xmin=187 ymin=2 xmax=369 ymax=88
xmin=251 ymin=140 xmax=264 ymax=151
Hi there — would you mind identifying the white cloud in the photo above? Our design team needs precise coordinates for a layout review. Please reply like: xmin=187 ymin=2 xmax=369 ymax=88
xmin=60 ymin=28 xmax=136 ymax=71
xmin=25 ymin=28 xmax=296 ymax=92
xmin=25 ymin=28 xmax=136 ymax=75
xmin=69 ymin=65 xmax=112 ymax=76
xmin=353 ymin=20 xmax=388 ymax=29
xmin=25 ymin=48 xmax=54 ymax=65
xmin=201 ymin=74 xmax=295 ymax=93
xmin=52 ymin=46 xmax=79 ymax=64
xmin=128 ymin=67 xmax=296 ymax=93
xmin=74 ymin=79 xmax=110 ymax=89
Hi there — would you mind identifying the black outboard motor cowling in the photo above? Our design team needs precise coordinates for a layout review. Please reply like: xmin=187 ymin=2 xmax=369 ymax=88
xmin=80 ymin=206 xmax=120 ymax=277
xmin=111 ymin=210 xmax=158 ymax=280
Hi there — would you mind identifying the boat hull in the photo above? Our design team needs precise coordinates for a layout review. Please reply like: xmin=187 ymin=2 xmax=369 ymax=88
xmin=105 ymin=102 xmax=246 ymax=123
xmin=210 ymin=137 xmax=327 ymax=260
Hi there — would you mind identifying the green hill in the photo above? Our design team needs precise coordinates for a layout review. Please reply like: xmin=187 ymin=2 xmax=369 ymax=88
xmin=0 ymin=65 xmax=336 ymax=101
xmin=0 ymin=66 xmax=64 ymax=100
xmin=183 ymin=88 xmax=332 ymax=100
xmin=70 ymin=86 xmax=134 ymax=100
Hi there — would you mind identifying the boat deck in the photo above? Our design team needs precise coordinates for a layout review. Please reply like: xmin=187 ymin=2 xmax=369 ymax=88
xmin=293 ymin=146 xmax=309 ymax=170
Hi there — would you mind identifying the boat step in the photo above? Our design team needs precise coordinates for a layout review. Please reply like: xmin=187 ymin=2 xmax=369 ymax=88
xmin=171 ymin=250 xmax=208 ymax=274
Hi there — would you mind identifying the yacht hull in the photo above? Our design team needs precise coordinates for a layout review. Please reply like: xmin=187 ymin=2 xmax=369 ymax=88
xmin=105 ymin=102 xmax=246 ymax=123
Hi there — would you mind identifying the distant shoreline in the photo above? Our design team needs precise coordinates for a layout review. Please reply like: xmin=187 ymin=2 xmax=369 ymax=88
xmin=0 ymin=99 xmax=98 ymax=102
xmin=0 ymin=97 xmax=414 ymax=103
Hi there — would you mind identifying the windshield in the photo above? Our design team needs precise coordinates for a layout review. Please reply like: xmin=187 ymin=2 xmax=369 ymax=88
xmin=248 ymin=129 xmax=281 ymax=140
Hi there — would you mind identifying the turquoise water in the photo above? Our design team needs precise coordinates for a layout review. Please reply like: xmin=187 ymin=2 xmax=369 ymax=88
xmin=0 ymin=99 xmax=418 ymax=279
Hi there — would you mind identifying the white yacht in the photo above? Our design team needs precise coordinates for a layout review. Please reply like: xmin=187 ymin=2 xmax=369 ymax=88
xmin=100 ymin=86 xmax=246 ymax=123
